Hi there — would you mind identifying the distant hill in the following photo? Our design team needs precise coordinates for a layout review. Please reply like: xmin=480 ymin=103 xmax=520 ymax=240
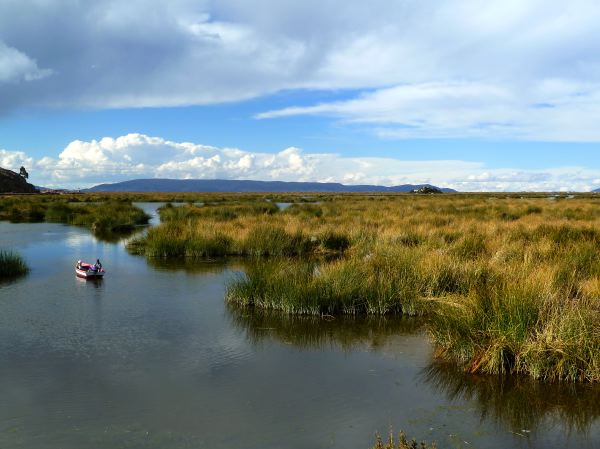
xmin=86 ymin=179 xmax=457 ymax=193
xmin=0 ymin=167 xmax=38 ymax=193
xmin=594 ymin=188 xmax=600 ymax=193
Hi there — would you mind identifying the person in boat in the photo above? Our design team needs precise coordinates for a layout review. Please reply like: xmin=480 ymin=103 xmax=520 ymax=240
xmin=94 ymin=259 xmax=102 ymax=271
xmin=76 ymin=260 xmax=82 ymax=270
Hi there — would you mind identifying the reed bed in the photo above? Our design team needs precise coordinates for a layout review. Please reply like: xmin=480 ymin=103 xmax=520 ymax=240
xmin=0 ymin=249 xmax=29 ymax=280
xmin=126 ymin=194 xmax=600 ymax=381
xmin=0 ymin=196 xmax=150 ymax=234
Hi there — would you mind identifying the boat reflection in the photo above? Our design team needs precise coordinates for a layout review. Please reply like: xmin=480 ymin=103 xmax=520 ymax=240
xmin=75 ymin=275 xmax=104 ymax=288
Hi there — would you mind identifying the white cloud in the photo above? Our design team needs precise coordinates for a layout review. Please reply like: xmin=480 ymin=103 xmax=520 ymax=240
xmin=2 ymin=134 xmax=599 ymax=191
xmin=257 ymin=81 xmax=600 ymax=141
xmin=0 ymin=149 xmax=34 ymax=168
xmin=0 ymin=1 xmax=600 ymax=141
xmin=0 ymin=41 xmax=52 ymax=83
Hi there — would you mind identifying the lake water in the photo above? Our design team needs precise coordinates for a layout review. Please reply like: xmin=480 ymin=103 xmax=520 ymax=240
xmin=1 ymin=203 xmax=599 ymax=449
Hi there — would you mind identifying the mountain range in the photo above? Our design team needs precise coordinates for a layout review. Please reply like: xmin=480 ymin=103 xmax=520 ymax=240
xmin=86 ymin=179 xmax=457 ymax=193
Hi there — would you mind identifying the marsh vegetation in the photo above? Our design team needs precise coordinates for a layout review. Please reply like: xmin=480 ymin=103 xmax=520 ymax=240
xmin=0 ymin=195 xmax=150 ymax=237
xmin=127 ymin=193 xmax=600 ymax=382
xmin=2 ymin=196 xmax=599 ymax=449
xmin=3 ymin=193 xmax=598 ymax=381
xmin=0 ymin=249 xmax=29 ymax=281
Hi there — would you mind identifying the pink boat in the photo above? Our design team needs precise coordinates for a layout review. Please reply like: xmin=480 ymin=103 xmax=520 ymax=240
xmin=75 ymin=260 xmax=106 ymax=279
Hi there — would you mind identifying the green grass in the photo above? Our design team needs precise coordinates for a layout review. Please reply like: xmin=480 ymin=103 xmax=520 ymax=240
xmin=0 ymin=250 xmax=29 ymax=281
xmin=0 ymin=196 xmax=150 ymax=237
xmin=227 ymin=248 xmax=425 ymax=316
xmin=128 ymin=222 xmax=233 ymax=257
xmin=241 ymin=225 xmax=315 ymax=256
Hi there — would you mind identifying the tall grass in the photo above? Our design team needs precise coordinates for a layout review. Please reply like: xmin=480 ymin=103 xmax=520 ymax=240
xmin=0 ymin=250 xmax=29 ymax=280
xmin=227 ymin=248 xmax=425 ymax=316
xmin=0 ymin=196 xmax=150 ymax=236
xmin=121 ymin=193 xmax=600 ymax=381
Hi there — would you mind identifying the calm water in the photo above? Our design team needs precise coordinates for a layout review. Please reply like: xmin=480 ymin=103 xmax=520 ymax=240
xmin=1 ymin=203 xmax=599 ymax=449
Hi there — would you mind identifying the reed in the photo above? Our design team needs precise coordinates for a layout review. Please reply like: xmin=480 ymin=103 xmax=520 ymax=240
xmin=223 ymin=196 xmax=600 ymax=381
xmin=0 ymin=196 xmax=150 ymax=235
xmin=227 ymin=248 xmax=425 ymax=316
xmin=371 ymin=430 xmax=437 ymax=449
xmin=27 ymin=192 xmax=597 ymax=382
xmin=0 ymin=250 xmax=29 ymax=280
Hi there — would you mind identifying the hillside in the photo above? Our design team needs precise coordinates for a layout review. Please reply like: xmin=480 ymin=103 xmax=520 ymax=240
xmin=0 ymin=167 xmax=38 ymax=193
xmin=86 ymin=179 xmax=456 ymax=193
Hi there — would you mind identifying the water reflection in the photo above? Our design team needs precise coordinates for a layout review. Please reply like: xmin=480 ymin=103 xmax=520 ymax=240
xmin=0 ymin=275 xmax=25 ymax=287
xmin=92 ymin=227 xmax=144 ymax=243
xmin=145 ymin=256 xmax=237 ymax=274
xmin=227 ymin=304 xmax=423 ymax=351
xmin=227 ymin=305 xmax=600 ymax=440
xmin=75 ymin=276 xmax=104 ymax=288
xmin=422 ymin=361 xmax=600 ymax=435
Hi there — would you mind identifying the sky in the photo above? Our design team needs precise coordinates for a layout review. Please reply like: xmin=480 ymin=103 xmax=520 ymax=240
xmin=1 ymin=0 xmax=600 ymax=191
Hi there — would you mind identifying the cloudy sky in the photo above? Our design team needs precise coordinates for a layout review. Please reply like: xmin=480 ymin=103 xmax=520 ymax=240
xmin=1 ymin=0 xmax=599 ymax=191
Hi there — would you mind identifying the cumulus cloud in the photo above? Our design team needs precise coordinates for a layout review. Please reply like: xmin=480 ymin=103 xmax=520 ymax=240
xmin=1 ymin=1 xmax=600 ymax=141
xmin=1 ymin=134 xmax=599 ymax=191
xmin=0 ymin=148 xmax=34 ymax=168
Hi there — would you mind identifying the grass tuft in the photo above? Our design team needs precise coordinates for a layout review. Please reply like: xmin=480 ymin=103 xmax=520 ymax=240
xmin=0 ymin=250 xmax=29 ymax=281
xmin=371 ymin=430 xmax=437 ymax=449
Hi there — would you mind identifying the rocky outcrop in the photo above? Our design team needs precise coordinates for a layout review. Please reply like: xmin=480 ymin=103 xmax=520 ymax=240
xmin=410 ymin=186 xmax=443 ymax=194
xmin=0 ymin=167 xmax=38 ymax=193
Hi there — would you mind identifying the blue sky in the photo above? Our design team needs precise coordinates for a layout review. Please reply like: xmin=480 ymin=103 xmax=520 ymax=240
xmin=1 ymin=1 xmax=600 ymax=190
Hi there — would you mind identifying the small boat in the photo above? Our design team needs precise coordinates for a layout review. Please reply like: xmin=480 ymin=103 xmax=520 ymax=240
xmin=75 ymin=261 xmax=106 ymax=279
